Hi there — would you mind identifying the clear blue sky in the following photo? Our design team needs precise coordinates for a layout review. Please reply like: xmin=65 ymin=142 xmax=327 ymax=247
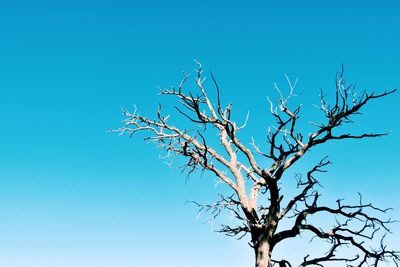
xmin=0 ymin=0 xmax=399 ymax=266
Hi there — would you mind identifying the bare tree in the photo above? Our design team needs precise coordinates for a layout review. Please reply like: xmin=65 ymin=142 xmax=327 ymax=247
xmin=115 ymin=62 xmax=399 ymax=267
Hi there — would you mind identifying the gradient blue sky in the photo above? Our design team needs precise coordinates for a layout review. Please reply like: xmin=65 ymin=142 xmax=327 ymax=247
xmin=0 ymin=0 xmax=399 ymax=266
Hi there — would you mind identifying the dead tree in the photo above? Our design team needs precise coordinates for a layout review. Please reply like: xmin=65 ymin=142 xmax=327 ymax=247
xmin=115 ymin=62 xmax=399 ymax=267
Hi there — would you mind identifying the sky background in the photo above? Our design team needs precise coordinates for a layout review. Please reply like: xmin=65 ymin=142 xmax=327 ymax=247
xmin=0 ymin=0 xmax=399 ymax=266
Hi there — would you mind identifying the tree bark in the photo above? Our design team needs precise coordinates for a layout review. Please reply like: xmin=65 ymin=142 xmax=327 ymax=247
xmin=254 ymin=237 xmax=271 ymax=267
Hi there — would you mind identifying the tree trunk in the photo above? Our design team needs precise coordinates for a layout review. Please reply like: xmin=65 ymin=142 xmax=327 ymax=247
xmin=254 ymin=237 xmax=271 ymax=267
